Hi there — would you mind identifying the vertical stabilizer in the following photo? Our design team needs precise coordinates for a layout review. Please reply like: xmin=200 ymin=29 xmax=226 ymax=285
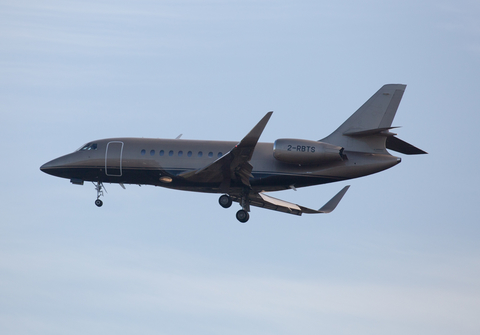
xmin=321 ymin=84 xmax=406 ymax=153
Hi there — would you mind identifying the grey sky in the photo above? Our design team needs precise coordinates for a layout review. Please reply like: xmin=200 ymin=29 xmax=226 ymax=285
xmin=1 ymin=1 xmax=480 ymax=334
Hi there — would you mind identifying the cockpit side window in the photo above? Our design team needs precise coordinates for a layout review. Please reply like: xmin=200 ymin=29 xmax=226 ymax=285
xmin=78 ymin=143 xmax=98 ymax=151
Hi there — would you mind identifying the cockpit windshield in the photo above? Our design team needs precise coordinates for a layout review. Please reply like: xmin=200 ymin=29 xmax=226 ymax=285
xmin=78 ymin=143 xmax=98 ymax=151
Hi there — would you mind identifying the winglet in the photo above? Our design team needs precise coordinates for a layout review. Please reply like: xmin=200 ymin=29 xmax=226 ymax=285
xmin=317 ymin=185 xmax=350 ymax=213
xmin=237 ymin=111 xmax=273 ymax=149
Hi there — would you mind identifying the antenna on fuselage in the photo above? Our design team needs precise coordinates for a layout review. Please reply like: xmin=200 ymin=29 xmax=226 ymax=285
xmin=175 ymin=134 xmax=183 ymax=139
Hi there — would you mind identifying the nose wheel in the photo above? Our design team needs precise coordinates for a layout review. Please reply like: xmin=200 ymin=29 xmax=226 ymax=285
xmin=95 ymin=199 xmax=103 ymax=207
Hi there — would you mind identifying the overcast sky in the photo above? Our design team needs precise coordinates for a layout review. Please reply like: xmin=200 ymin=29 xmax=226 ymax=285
xmin=1 ymin=0 xmax=480 ymax=334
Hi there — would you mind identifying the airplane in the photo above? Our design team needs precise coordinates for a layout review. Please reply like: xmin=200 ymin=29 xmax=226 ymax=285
xmin=40 ymin=84 xmax=426 ymax=222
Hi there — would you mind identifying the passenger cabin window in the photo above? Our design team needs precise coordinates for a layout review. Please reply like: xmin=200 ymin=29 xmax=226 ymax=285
xmin=141 ymin=148 xmax=221 ymax=159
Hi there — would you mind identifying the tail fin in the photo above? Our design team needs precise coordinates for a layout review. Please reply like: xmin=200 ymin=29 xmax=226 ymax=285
xmin=321 ymin=84 xmax=426 ymax=154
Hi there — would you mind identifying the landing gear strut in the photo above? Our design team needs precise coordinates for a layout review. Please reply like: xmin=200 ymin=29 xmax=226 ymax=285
xmin=93 ymin=181 xmax=105 ymax=207
xmin=235 ymin=190 xmax=251 ymax=223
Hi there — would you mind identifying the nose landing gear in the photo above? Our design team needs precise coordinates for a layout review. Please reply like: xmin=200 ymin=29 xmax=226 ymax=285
xmin=93 ymin=181 xmax=105 ymax=207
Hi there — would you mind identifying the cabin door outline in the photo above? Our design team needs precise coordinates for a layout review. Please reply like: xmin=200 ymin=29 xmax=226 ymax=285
xmin=105 ymin=141 xmax=124 ymax=177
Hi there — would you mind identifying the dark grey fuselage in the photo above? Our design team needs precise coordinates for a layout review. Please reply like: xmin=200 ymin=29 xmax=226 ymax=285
xmin=41 ymin=137 xmax=400 ymax=193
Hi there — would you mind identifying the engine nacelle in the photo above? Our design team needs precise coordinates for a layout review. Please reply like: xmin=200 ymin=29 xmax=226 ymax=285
xmin=273 ymin=139 xmax=343 ymax=165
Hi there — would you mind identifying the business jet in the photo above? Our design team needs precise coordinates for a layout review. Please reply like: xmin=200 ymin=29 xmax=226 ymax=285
xmin=40 ymin=84 xmax=426 ymax=222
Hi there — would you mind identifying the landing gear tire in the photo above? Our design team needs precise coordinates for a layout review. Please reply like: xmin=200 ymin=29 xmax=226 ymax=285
xmin=219 ymin=194 xmax=232 ymax=208
xmin=236 ymin=209 xmax=249 ymax=223
xmin=95 ymin=199 xmax=103 ymax=207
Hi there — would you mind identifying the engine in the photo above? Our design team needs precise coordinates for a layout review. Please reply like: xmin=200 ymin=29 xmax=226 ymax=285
xmin=273 ymin=139 xmax=344 ymax=165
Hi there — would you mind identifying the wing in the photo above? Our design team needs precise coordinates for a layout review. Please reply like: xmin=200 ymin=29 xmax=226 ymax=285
xmin=178 ymin=112 xmax=273 ymax=190
xmin=230 ymin=186 xmax=350 ymax=216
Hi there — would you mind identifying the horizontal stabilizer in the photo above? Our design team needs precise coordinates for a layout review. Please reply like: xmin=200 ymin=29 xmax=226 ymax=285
xmin=343 ymin=127 xmax=399 ymax=137
xmin=386 ymin=136 xmax=427 ymax=155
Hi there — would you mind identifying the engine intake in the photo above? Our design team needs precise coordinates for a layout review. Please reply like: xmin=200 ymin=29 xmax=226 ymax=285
xmin=273 ymin=139 xmax=343 ymax=165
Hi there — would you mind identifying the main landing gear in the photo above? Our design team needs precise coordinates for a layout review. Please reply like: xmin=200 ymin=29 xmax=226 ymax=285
xmin=93 ymin=181 xmax=105 ymax=207
xmin=218 ymin=193 xmax=250 ymax=223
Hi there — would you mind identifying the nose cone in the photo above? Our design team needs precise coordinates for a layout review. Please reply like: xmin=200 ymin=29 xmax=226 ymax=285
xmin=40 ymin=160 xmax=54 ymax=173
xmin=40 ymin=158 xmax=60 ymax=176
xmin=40 ymin=155 xmax=72 ymax=178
